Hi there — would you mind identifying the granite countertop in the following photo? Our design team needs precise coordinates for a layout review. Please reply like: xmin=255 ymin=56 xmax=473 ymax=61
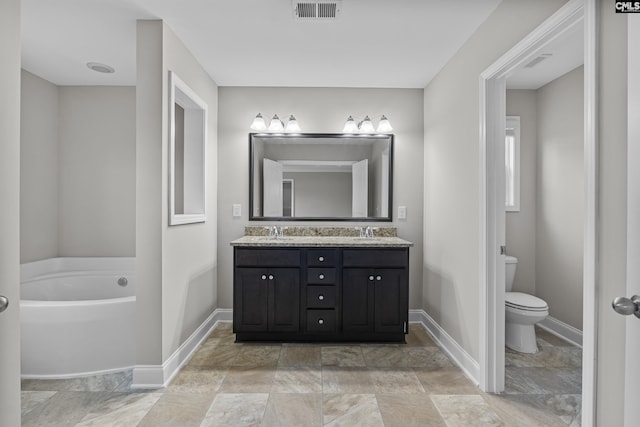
xmin=230 ymin=235 xmax=413 ymax=248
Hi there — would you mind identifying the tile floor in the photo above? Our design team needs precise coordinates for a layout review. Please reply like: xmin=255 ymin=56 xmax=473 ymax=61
xmin=21 ymin=323 xmax=582 ymax=426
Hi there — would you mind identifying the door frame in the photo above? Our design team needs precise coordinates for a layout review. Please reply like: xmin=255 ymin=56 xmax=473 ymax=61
xmin=478 ymin=0 xmax=597 ymax=426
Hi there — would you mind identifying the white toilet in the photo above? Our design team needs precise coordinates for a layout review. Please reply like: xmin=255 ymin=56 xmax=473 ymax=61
xmin=505 ymin=255 xmax=549 ymax=353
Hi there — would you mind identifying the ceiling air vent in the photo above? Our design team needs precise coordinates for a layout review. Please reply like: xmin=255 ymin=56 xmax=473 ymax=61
xmin=293 ymin=1 xmax=341 ymax=20
xmin=524 ymin=53 xmax=552 ymax=68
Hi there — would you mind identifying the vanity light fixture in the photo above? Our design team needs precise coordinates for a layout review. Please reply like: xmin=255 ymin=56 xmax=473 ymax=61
xmin=358 ymin=115 xmax=375 ymax=133
xmin=250 ymin=113 xmax=267 ymax=131
xmin=342 ymin=114 xmax=393 ymax=133
xmin=342 ymin=115 xmax=358 ymax=133
xmin=268 ymin=114 xmax=285 ymax=132
xmin=376 ymin=115 xmax=393 ymax=133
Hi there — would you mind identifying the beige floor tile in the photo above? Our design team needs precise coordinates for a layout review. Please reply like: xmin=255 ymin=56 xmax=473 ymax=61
xmin=431 ymin=394 xmax=504 ymax=427
xmin=482 ymin=392 xmax=573 ymax=427
xmin=137 ymin=392 xmax=215 ymax=427
xmin=232 ymin=344 xmax=282 ymax=367
xmin=377 ymin=393 xmax=447 ymax=427
xmin=200 ymin=393 xmax=269 ymax=426
xmin=323 ymin=393 xmax=384 ymax=427
xmin=362 ymin=345 xmax=407 ymax=367
xmin=406 ymin=323 xmax=438 ymax=347
xmin=261 ymin=393 xmax=322 ymax=427
xmin=321 ymin=345 xmax=366 ymax=367
xmin=369 ymin=368 xmax=425 ymax=394
xmin=219 ymin=366 xmax=276 ymax=393
xmin=414 ymin=367 xmax=479 ymax=394
xmin=272 ymin=367 xmax=323 ymax=393
xmin=186 ymin=344 xmax=241 ymax=368
xmin=279 ymin=344 xmax=322 ymax=367
xmin=402 ymin=346 xmax=455 ymax=369
xmin=75 ymin=392 xmax=163 ymax=427
xmin=20 ymin=391 xmax=57 ymax=417
xmin=167 ymin=367 xmax=227 ymax=395
xmin=322 ymin=367 xmax=375 ymax=394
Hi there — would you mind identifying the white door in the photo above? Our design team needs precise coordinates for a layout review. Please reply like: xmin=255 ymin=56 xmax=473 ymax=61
xmin=352 ymin=159 xmax=368 ymax=217
xmin=620 ymin=15 xmax=640 ymax=427
xmin=263 ymin=158 xmax=283 ymax=217
xmin=0 ymin=0 xmax=22 ymax=423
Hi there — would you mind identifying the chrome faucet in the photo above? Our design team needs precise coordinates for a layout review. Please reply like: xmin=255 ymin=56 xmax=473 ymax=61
xmin=356 ymin=226 xmax=376 ymax=238
xmin=266 ymin=225 xmax=287 ymax=239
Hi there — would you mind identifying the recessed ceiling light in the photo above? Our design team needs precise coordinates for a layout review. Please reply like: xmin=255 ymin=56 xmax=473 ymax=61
xmin=86 ymin=62 xmax=115 ymax=74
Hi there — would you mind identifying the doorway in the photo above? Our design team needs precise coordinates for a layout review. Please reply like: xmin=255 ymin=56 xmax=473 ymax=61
xmin=478 ymin=0 xmax=597 ymax=426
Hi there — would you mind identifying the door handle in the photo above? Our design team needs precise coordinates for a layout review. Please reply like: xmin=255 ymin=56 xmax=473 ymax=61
xmin=0 ymin=295 xmax=8 ymax=313
xmin=611 ymin=295 xmax=640 ymax=319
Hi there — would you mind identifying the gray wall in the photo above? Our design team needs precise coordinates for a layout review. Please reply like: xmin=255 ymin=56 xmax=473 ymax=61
xmin=506 ymin=66 xmax=584 ymax=331
xmin=20 ymin=70 xmax=59 ymax=262
xmin=136 ymin=20 xmax=219 ymax=364
xmin=536 ymin=66 xmax=584 ymax=329
xmin=58 ymin=86 xmax=136 ymax=257
xmin=218 ymin=87 xmax=424 ymax=309
xmin=422 ymin=0 xmax=567 ymax=362
xmin=20 ymin=72 xmax=136 ymax=262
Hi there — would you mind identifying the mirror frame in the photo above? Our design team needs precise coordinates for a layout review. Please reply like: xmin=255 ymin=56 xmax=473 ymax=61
xmin=249 ymin=133 xmax=393 ymax=222
xmin=168 ymin=71 xmax=207 ymax=226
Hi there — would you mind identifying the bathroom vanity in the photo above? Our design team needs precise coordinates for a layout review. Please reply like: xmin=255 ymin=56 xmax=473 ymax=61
xmin=230 ymin=229 xmax=412 ymax=343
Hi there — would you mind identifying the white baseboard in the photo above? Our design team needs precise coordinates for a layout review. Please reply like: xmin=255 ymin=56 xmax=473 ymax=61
xmin=409 ymin=309 xmax=480 ymax=386
xmin=131 ymin=308 xmax=232 ymax=389
xmin=537 ymin=315 xmax=583 ymax=348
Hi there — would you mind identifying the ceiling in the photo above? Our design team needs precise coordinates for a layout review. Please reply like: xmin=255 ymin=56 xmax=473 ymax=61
xmin=21 ymin=0 xmax=583 ymax=89
xmin=21 ymin=0 xmax=505 ymax=88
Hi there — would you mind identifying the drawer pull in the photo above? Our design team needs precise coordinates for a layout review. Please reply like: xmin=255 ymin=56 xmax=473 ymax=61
xmin=318 ymin=295 xmax=324 ymax=301
xmin=319 ymin=274 xmax=325 ymax=280
xmin=269 ymin=274 xmax=274 ymax=280
xmin=261 ymin=274 xmax=267 ymax=280
xmin=376 ymin=275 xmax=382 ymax=281
xmin=319 ymin=256 xmax=324 ymax=262
xmin=369 ymin=275 xmax=374 ymax=281
xmin=318 ymin=318 xmax=324 ymax=325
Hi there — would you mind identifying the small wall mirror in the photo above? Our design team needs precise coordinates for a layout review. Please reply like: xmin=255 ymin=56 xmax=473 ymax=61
xmin=169 ymin=71 xmax=207 ymax=225
xmin=250 ymin=133 xmax=393 ymax=221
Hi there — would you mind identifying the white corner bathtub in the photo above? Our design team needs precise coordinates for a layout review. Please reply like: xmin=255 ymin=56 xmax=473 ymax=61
xmin=20 ymin=257 xmax=136 ymax=379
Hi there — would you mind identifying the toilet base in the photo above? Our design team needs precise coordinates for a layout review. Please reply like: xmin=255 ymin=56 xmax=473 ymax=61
xmin=505 ymin=322 xmax=539 ymax=354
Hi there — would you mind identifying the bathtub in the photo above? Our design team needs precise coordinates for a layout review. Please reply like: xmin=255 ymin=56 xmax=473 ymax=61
xmin=20 ymin=257 xmax=136 ymax=379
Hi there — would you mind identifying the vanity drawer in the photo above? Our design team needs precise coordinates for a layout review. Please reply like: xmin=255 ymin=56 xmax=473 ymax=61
xmin=307 ymin=249 xmax=338 ymax=267
xmin=306 ymin=309 xmax=336 ymax=332
xmin=342 ymin=249 xmax=408 ymax=268
xmin=307 ymin=286 xmax=336 ymax=308
xmin=307 ymin=268 xmax=336 ymax=284
xmin=235 ymin=248 xmax=300 ymax=267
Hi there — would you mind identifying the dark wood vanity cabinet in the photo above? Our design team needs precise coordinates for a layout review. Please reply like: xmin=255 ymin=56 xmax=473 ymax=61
xmin=233 ymin=246 xmax=409 ymax=342
xmin=233 ymin=249 xmax=300 ymax=333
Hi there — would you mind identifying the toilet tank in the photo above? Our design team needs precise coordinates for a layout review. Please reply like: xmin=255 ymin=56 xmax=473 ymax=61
xmin=505 ymin=255 xmax=517 ymax=291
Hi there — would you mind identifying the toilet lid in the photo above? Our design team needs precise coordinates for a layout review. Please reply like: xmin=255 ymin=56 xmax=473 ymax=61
xmin=505 ymin=292 xmax=548 ymax=311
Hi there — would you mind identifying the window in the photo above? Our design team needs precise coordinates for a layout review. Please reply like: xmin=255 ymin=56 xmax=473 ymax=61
xmin=505 ymin=116 xmax=520 ymax=212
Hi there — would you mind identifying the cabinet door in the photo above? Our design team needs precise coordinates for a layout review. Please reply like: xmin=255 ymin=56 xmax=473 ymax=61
xmin=268 ymin=268 xmax=300 ymax=332
xmin=234 ymin=268 xmax=269 ymax=332
xmin=373 ymin=269 xmax=408 ymax=333
xmin=342 ymin=268 xmax=375 ymax=332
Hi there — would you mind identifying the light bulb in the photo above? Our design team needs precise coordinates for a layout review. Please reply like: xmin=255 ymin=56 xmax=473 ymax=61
xmin=250 ymin=113 xmax=267 ymax=131
xmin=285 ymin=115 xmax=301 ymax=132
xmin=376 ymin=115 xmax=393 ymax=133
xmin=268 ymin=114 xmax=284 ymax=132
xmin=343 ymin=116 xmax=358 ymax=133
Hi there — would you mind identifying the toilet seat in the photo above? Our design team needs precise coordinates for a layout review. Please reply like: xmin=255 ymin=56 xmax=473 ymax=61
xmin=505 ymin=292 xmax=548 ymax=312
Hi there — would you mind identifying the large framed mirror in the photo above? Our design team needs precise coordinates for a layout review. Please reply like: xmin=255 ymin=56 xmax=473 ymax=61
xmin=249 ymin=133 xmax=393 ymax=221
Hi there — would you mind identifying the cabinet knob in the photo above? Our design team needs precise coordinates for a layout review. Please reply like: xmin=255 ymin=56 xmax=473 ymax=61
xmin=319 ymin=274 xmax=325 ymax=280
xmin=318 ymin=318 xmax=324 ymax=325
xmin=318 ymin=295 xmax=324 ymax=301
xmin=369 ymin=275 xmax=374 ymax=281
xmin=268 ymin=274 xmax=274 ymax=280
xmin=376 ymin=275 xmax=382 ymax=281
xmin=261 ymin=275 xmax=267 ymax=280
xmin=319 ymin=256 xmax=324 ymax=262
